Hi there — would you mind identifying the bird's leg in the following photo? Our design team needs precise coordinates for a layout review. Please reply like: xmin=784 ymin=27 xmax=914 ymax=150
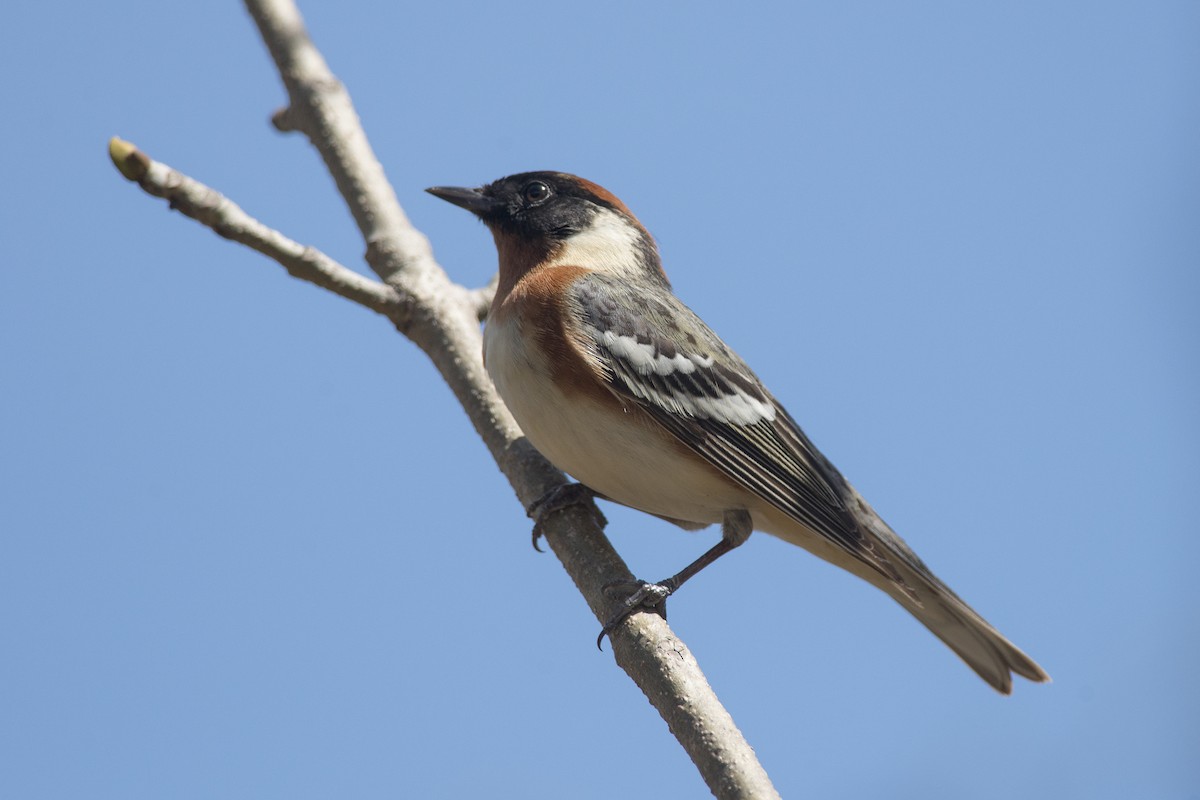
xmin=526 ymin=482 xmax=607 ymax=552
xmin=597 ymin=508 xmax=753 ymax=648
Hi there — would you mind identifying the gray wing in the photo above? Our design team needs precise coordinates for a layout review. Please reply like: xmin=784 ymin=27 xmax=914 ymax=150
xmin=571 ymin=273 xmax=900 ymax=583
xmin=573 ymin=275 xmax=1055 ymax=693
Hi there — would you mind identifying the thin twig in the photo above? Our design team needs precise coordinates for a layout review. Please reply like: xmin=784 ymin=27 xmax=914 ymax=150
xmin=244 ymin=0 xmax=433 ymax=287
xmin=108 ymin=138 xmax=402 ymax=318
xmin=468 ymin=273 xmax=500 ymax=321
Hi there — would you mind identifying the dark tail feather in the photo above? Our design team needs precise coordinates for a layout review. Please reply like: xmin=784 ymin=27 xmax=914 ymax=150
xmin=889 ymin=563 xmax=1050 ymax=693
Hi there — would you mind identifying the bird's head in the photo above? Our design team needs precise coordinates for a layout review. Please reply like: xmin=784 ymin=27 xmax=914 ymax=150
xmin=427 ymin=171 xmax=669 ymax=290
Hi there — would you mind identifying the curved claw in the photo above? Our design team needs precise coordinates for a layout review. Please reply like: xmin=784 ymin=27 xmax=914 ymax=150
xmin=595 ymin=580 xmax=674 ymax=649
xmin=526 ymin=483 xmax=605 ymax=552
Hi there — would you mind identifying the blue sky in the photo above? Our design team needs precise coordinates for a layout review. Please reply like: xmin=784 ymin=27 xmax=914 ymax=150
xmin=3 ymin=2 xmax=1197 ymax=797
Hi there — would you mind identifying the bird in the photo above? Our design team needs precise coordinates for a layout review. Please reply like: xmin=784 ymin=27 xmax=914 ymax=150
xmin=427 ymin=171 xmax=1050 ymax=693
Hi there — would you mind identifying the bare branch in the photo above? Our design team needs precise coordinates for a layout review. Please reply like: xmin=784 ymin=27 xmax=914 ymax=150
xmin=468 ymin=273 xmax=500 ymax=322
xmin=109 ymin=1 xmax=782 ymax=796
xmin=108 ymin=138 xmax=402 ymax=318
xmin=244 ymin=0 xmax=433 ymax=286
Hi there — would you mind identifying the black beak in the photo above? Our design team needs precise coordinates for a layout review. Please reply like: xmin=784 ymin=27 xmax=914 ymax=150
xmin=425 ymin=185 xmax=497 ymax=216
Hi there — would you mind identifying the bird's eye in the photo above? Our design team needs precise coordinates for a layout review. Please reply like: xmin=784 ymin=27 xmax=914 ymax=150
xmin=523 ymin=181 xmax=551 ymax=204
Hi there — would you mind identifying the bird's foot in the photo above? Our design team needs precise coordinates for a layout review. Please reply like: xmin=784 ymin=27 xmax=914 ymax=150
xmin=526 ymin=482 xmax=606 ymax=552
xmin=596 ymin=578 xmax=680 ymax=649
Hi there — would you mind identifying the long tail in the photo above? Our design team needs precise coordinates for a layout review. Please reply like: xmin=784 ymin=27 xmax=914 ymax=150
xmin=833 ymin=485 xmax=1051 ymax=693
xmin=756 ymin=467 xmax=1050 ymax=692
xmin=883 ymin=554 xmax=1050 ymax=694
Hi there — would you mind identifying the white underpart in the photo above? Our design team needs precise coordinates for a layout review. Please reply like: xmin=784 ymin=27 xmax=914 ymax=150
xmin=601 ymin=330 xmax=775 ymax=425
xmin=549 ymin=207 xmax=647 ymax=280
